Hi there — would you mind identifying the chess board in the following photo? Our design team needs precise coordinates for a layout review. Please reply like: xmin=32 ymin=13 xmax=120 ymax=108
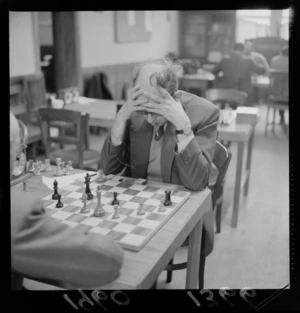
xmin=42 ymin=174 xmax=191 ymax=251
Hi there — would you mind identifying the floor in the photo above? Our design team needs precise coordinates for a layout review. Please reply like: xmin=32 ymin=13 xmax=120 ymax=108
xmin=27 ymin=103 xmax=289 ymax=290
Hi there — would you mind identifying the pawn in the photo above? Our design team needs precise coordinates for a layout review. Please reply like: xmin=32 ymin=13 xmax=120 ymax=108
xmin=97 ymin=169 xmax=105 ymax=183
xmin=80 ymin=193 xmax=89 ymax=213
xmin=111 ymin=192 xmax=119 ymax=206
xmin=112 ymin=204 xmax=120 ymax=219
xmin=64 ymin=164 xmax=71 ymax=175
xmin=44 ymin=159 xmax=51 ymax=171
xmin=56 ymin=194 xmax=64 ymax=208
xmin=137 ymin=203 xmax=146 ymax=215
xmin=164 ymin=190 xmax=172 ymax=206
xmin=33 ymin=162 xmax=41 ymax=175
xmin=68 ymin=160 xmax=73 ymax=172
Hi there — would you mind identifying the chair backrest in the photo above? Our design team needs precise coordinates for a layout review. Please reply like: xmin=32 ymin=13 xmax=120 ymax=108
xmin=211 ymin=141 xmax=232 ymax=207
xmin=10 ymin=79 xmax=29 ymax=123
xmin=269 ymin=70 xmax=289 ymax=102
xmin=206 ymin=88 xmax=248 ymax=109
xmin=24 ymin=73 xmax=47 ymax=121
xmin=38 ymin=108 xmax=89 ymax=167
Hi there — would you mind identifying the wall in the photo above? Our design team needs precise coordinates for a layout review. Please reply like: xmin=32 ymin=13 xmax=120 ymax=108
xmin=38 ymin=12 xmax=53 ymax=46
xmin=9 ymin=12 xmax=37 ymax=77
xmin=78 ymin=11 xmax=179 ymax=68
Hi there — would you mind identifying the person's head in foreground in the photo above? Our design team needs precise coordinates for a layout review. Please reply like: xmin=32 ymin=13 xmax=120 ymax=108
xmin=131 ymin=58 xmax=184 ymax=128
xmin=10 ymin=111 xmax=21 ymax=177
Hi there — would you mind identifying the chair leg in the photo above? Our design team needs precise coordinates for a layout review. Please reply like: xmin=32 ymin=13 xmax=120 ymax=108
xmin=166 ymin=258 xmax=173 ymax=283
xmin=272 ymin=108 xmax=276 ymax=131
xmin=198 ymin=256 xmax=206 ymax=290
xmin=215 ymin=200 xmax=222 ymax=234
xmin=265 ymin=105 xmax=269 ymax=136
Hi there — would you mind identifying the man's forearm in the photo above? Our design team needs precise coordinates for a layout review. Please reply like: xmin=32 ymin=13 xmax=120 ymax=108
xmin=110 ymin=112 xmax=127 ymax=146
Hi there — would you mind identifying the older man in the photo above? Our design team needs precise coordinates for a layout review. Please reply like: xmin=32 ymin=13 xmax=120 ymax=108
xmin=10 ymin=111 xmax=124 ymax=290
xmin=100 ymin=58 xmax=220 ymax=258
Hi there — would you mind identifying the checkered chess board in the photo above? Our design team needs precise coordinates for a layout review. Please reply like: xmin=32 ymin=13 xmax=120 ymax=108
xmin=42 ymin=174 xmax=191 ymax=251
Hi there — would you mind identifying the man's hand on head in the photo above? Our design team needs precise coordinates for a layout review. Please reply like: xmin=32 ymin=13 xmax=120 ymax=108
xmin=141 ymin=86 xmax=191 ymax=130
xmin=118 ymin=86 xmax=148 ymax=121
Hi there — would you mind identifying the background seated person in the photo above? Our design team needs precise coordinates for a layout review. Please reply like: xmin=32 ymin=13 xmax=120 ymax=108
xmin=270 ymin=44 xmax=289 ymax=123
xmin=10 ymin=111 xmax=124 ymax=290
xmin=212 ymin=43 xmax=266 ymax=106
xmin=100 ymin=58 xmax=220 ymax=257
xmin=244 ymin=40 xmax=270 ymax=74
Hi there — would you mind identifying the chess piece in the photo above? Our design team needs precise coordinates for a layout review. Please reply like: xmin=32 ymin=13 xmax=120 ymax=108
xmin=68 ymin=160 xmax=73 ymax=173
xmin=112 ymin=204 xmax=120 ymax=219
xmin=111 ymin=192 xmax=119 ymax=206
xmin=85 ymin=173 xmax=93 ymax=200
xmin=137 ymin=203 xmax=146 ymax=215
xmin=52 ymin=179 xmax=60 ymax=200
xmin=93 ymin=186 xmax=106 ymax=217
xmin=80 ymin=193 xmax=89 ymax=213
xmin=55 ymin=158 xmax=64 ymax=176
xmin=33 ymin=162 xmax=41 ymax=175
xmin=27 ymin=159 xmax=34 ymax=172
xmin=164 ymin=190 xmax=172 ymax=206
xmin=39 ymin=160 xmax=45 ymax=172
xmin=64 ymin=164 xmax=70 ymax=175
xmin=44 ymin=159 xmax=51 ymax=171
xmin=56 ymin=194 xmax=64 ymax=208
xmin=97 ymin=169 xmax=105 ymax=183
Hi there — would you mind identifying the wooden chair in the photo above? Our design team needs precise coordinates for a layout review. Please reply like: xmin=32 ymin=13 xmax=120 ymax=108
xmin=24 ymin=73 xmax=47 ymax=122
xmin=159 ymin=141 xmax=232 ymax=289
xmin=38 ymin=108 xmax=101 ymax=170
xmin=264 ymin=70 xmax=289 ymax=136
xmin=205 ymin=88 xmax=248 ymax=110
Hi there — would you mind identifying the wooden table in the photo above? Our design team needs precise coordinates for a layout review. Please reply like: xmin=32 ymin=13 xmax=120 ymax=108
xmin=217 ymin=121 xmax=255 ymax=228
xmin=179 ymin=69 xmax=215 ymax=96
xmin=13 ymin=168 xmax=212 ymax=289
xmin=65 ymin=97 xmax=122 ymax=128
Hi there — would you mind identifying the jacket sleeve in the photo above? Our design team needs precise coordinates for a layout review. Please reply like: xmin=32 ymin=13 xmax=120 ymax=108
xmin=100 ymin=121 xmax=131 ymax=175
xmin=250 ymin=59 xmax=266 ymax=75
xmin=174 ymin=104 xmax=220 ymax=191
xmin=11 ymin=196 xmax=124 ymax=288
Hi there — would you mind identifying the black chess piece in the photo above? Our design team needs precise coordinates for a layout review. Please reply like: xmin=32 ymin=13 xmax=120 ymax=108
xmin=111 ymin=192 xmax=119 ymax=205
xmin=85 ymin=174 xmax=93 ymax=200
xmin=164 ymin=190 xmax=172 ymax=206
xmin=56 ymin=194 xmax=64 ymax=208
xmin=52 ymin=179 xmax=59 ymax=200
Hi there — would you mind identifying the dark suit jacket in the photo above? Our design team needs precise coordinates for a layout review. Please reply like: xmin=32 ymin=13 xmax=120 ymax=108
xmin=212 ymin=52 xmax=266 ymax=104
xmin=11 ymin=189 xmax=124 ymax=290
xmin=100 ymin=91 xmax=220 ymax=256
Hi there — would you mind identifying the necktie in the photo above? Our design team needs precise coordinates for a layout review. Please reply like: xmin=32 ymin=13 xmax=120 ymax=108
xmin=154 ymin=125 xmax=164 ymax=141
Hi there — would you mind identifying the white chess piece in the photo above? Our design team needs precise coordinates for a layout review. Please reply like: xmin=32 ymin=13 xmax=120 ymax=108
xmin=112 ymin=204 xmax=120 ymax=219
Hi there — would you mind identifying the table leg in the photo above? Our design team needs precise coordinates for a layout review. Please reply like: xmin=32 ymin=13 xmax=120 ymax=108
xmin=186 ymin=218 xmax=203 ymax=289
xmin=232 ymin=142 xmax=245 ymax=228
xmin=244 ymin=128 xmax=254 ymax=196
